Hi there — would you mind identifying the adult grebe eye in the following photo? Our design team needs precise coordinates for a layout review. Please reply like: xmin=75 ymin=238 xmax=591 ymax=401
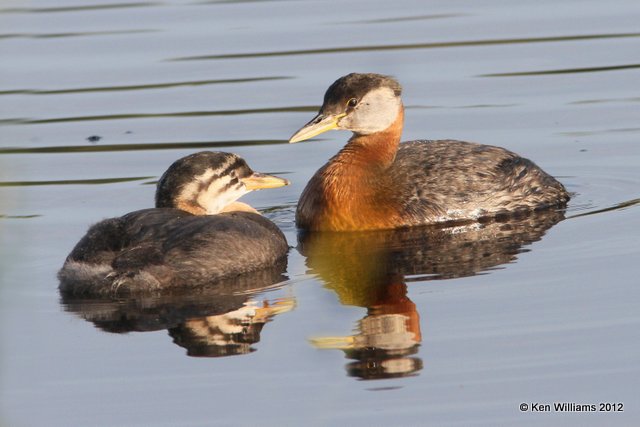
xmin=347 ymin=98 xmax=358 ymax=108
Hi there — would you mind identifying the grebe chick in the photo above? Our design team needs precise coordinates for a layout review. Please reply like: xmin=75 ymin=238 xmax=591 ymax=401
xmin=289 ymin=73 xmax=570 ymax=231
xmin=58 ymin=151 xmax=290 ymax=296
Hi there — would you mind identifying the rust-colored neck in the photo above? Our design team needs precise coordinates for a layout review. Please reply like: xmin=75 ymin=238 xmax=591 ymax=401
xmin=339 ymin=105 xmax=404 ymax=168
xmin=297 ymin=107 xmax=405 ymax=231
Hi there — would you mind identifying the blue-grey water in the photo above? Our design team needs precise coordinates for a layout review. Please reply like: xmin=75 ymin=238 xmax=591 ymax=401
xmin=1 ymin=0 xmax=640 ymax=426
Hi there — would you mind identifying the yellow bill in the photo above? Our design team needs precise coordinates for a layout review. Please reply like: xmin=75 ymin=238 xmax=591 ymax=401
xmin=241 ymin=172 xmax=290 ymax=190
xmin=289 ymin=113 xmax=346 ymax=143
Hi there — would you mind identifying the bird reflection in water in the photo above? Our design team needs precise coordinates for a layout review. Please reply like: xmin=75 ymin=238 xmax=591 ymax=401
xmin=171 ymin=297 xmax=294 ymax=357
xmin=60 ymin=265 xmax=295 ymax=357
xmin=311 ymin=277 xmax=423 ymax=380
xmin=300 ymin=210 xmax=565 ymax=380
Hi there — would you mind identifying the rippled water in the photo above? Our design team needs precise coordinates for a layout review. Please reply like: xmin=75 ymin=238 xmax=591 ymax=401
xmin=2 ymin=0 xmax=640 ymax=425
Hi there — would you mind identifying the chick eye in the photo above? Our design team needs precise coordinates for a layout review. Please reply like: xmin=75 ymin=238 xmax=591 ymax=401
xmin=347 ymin=98 xmax=358 ymax=108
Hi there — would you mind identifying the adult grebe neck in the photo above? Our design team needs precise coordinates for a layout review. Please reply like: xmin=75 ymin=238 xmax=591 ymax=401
xmin=296 ymin=108 xmax=405 ymax=231
xmin=336 ymin=106 xmax=404 ymax=169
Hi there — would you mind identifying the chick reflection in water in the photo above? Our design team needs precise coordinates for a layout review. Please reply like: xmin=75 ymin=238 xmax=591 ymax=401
xmin=58 ymin=152 xmax=289 ymax=296
xmin=61 ymin=267 xmax=295 ymax=357
xmin=172 ymin=297 xmax=294 ymax=357
xmin=301 ymin=211 xmax=564 ymax=380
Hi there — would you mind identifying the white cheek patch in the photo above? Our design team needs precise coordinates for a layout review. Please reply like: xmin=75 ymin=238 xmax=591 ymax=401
xmin=177 ymin=161 xmax=250 ymax=215
xmin=197 ymin=173 xmax=227 ymax=214
xmin=341 ymin=87 xmax=401 ymax=134
xmin=198 ymin=175 xmax=249 ymax=215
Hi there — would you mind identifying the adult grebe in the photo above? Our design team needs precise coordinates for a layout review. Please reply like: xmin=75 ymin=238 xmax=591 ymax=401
xmin=58 ymin=151 xmax=290 ymax=296
xmin=289 ymin=73 xmax=569 ymax=231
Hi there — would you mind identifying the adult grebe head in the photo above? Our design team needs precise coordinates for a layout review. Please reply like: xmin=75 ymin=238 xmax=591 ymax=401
xmin=289 ymin=73 xmax=404 ymax=143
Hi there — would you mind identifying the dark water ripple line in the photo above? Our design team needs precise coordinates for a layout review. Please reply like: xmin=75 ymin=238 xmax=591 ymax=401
xmin=0 ymin=118 xmax=27 ymax=125
xmin=0 ymin=76 xmax=292 ymax=96
xmin=481 ymin=63 xmax=640 ymax=77
xmin=259 ymin=203 xmax=297 ymax=215
xmin=2 ymin=106 xmax=318 ymax=125
xmin=407 ymin=103 xmax=519 ymax=110
xmin=0 ymin=176 xmax=154 ymax=187
xmin=339 ymin=13 xmax=466 ymax=25
xmin=0 ymin=214 xmax=42 ymax=219
xmin=169 ymin=32 xmax=640 ymax=61
xmin=454 ymin=103 xmax=518 ymax=109
xmin=569 ymin=96 xmax=640 ymax=105
xmin=195 ymin=0 xmax=296 ymax=4
xmin=568 ymin=198 xmax=640 ymax=219
xmin=559 ymin=127 xmax=640 ymax=137
xmin=0 ymin=29 xmax=157 ymax=40
xmin=565 ymin=202 xmax=596 ymax=213
xmin=0 ymin=139 xmax=287 ymax=155
xmin=0 ymin=2 xmax=160 ymax=14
